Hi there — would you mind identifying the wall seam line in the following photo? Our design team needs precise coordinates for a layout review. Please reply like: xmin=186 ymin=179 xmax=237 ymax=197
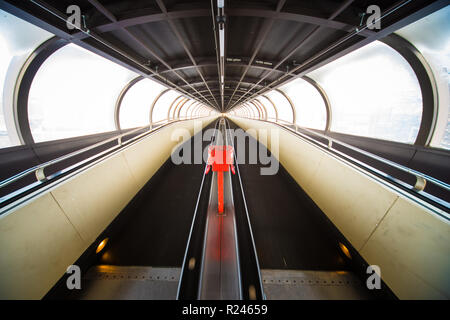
xmin=49 ymin=191 xmax=86 ymax=243
xmin=359 ymin=195 xmax=399 ymax=252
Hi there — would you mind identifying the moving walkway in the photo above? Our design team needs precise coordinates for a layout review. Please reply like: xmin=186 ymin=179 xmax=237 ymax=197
xmin=0 ymin=117 xmax=448 ymax=300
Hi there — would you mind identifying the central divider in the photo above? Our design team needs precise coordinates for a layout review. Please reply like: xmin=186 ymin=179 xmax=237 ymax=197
xmin=177 ymin=117 xmax=264 ymax=300
xmin=198 ymin=118 xmax=241 ymax=299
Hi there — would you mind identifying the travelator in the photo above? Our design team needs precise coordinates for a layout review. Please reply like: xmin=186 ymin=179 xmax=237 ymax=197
xmin=0 ymin=116 xmax=448 ymax=300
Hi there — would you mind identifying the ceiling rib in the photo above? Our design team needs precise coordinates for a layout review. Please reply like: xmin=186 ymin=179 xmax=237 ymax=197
xmin=73 ymin=8 xmax=374 ymax=40
xmin=228 ymin=0 xmax=355 ymax=110
xmin=231 ymin=0 xmax=419 ymax=110
xmin=156 ymin=0 xmax=219 ymax=110
xmin=225 ymin=0 xmax=286 ymax=110
xmin=87 ymin=0 xmax=213 ymax=107
xmin=30 ymin=0 xmax=207 ymax=107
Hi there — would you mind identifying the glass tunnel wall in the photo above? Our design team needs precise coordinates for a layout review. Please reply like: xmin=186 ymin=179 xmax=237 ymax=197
xmin=119 ymin=79 xmax=166 ymax=129
xmin=0 ymin=8 xmax=213 ymax=150
xmin=233 ymin=6 xmax=449 ymax=151
xmin=258 ymin=96 xmax=277 ymax=120
xmin=281 ymin=78 xmax=327 ymax=130
xmin=153 ymin=90 xmax=179 ymax=123
xmin=265 ymin=90 xmax=294 ymax=123
xmin=308 ymin=41 xmax=422 ymax=144
xmin=396 ymin=6 xmax=450 ymax=150
xmin=28 ymin=44 xmax=138 ymax=142
xmin=0 ymin=8 xmax=52 ymax=148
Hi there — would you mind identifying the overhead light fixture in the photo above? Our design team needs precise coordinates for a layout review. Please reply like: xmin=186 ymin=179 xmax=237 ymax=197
xmin=217 ymin=0 xmax=225 ymax=59
xmin=219 ymin=28 xmax=225 ymax=58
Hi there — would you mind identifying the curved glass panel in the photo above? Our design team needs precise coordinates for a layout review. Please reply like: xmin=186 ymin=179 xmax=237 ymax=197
xmin=120 ymin=78 xmax=166 ymax=129
xmin=258 ymin=96 xmax=276 ymax=120
xmin=29 ymin=44 xmax=138 ymax=142
xmin=188 ymin=102 xmax=198 ymax=117
xmin=182 ymin=100 xmax=196 ymax=118
xmin=249 ymin=103 xmax=259 ymax=118
xmin=308 ymin=41 xmax=422 ymax=143
xmin=195 ymin=104 xmax=206 ymax=117
xmin=183 ymin=100 xmax=197 ymax=118
xmin=177 ymin=99 xmax=191 ymax=119
xmin=200 ymin=106 xmax=210 ymax=116
xmin=265 ymin=90 xmax=294 ymax=123
xmin=252 ymin=100 xmax=266 ymax=119
xmin=0 ymin=9 xmax=52 ymax=147
xmin=396 ymin=6 xmax=450 ymax=149
xmin=244 ymin=103 xmax=257 ymax=118
xmin=281 ymin=78 xmax=327 ymax=130
xmin=152 ymin=90 xmax=179 ymax=123
xmin=243 ymin=105 xmax=253 ymax=117
xmin=180 ymin=100 xmax=196 ymax=118
xmin=193 ymin=104 xmax=203 ymax=117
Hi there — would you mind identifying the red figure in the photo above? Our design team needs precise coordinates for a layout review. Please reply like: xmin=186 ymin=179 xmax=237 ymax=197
xmin=205 ymin=145 xmax=235 ymax=213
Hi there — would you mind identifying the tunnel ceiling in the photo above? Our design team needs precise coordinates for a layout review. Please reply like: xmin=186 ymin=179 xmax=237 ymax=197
xmin=5 ymin=0 xmax=440 ymax=111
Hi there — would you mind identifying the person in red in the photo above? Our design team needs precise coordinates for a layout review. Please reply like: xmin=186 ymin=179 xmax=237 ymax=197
xmin=205 ymin=145 xmax=235 ymax=213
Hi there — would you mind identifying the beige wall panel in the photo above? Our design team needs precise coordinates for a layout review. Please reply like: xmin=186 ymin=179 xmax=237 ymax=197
xmin=122 ymin=118 xmax=214 ymax=190
xmin=303 ymin=154 xmax=398 ymax=250
xmin=230 ymin=116 xmax=449 ymax=299
xmin=230 ymin=116 xmax=398 ymax=249
xmin=277 ymin=129 xmax=325 ymax=189
xmin=360 ymin=197 xmax=450 ymax=299
xmin=0 ymin=194 xmax=86 ymax=299
xmin=122 ymin=126 xmax=176 ymax=190
xmin=50 ymin=152 xmax=138 ymax=244
xmin=0 ymin=117 xmax=217 ymax=299
xmin=231 ymin=117 xmax=324 ymax=189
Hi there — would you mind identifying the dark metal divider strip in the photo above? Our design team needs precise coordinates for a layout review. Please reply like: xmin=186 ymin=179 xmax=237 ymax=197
xmin=225 ymin=118 xmax=265 ymax=300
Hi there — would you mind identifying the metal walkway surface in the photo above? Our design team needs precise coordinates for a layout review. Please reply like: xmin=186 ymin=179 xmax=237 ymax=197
xmin=199 ymin=119 xmax=241 ymax=299
xmin=58 ymin=119 xmax=375 ymax=300
xmin=96 ymin=123 xmax=216 ymax=267
xmin=261 ymin=269 xmax=372 ymax=300
xmin=73 ymin=266 xmax=180 ymax=300
xmin=227 ymin=121 xmax=348 ymax=271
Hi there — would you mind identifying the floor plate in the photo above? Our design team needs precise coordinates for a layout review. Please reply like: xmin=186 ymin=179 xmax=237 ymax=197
xmin=261 ymin=269 xmax=373 ymax=300
xmin=72 ymin=265 xmax=181 ymax=300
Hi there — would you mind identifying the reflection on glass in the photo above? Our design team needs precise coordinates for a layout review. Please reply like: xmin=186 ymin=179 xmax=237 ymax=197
xmin=396 ymin=6 xmax=450 ymax=149
xmin=281 ymin=78 xmax=327 ymax=130
xmin=308 ymin=41 xmax=422 ymax=143
xmin=265 ymin=90 xmax=294 ymax=123
xmin=0 ymin=9 xmax=52 ymax=148
xmin=29 ymin=44 xmax=138 ymax=141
